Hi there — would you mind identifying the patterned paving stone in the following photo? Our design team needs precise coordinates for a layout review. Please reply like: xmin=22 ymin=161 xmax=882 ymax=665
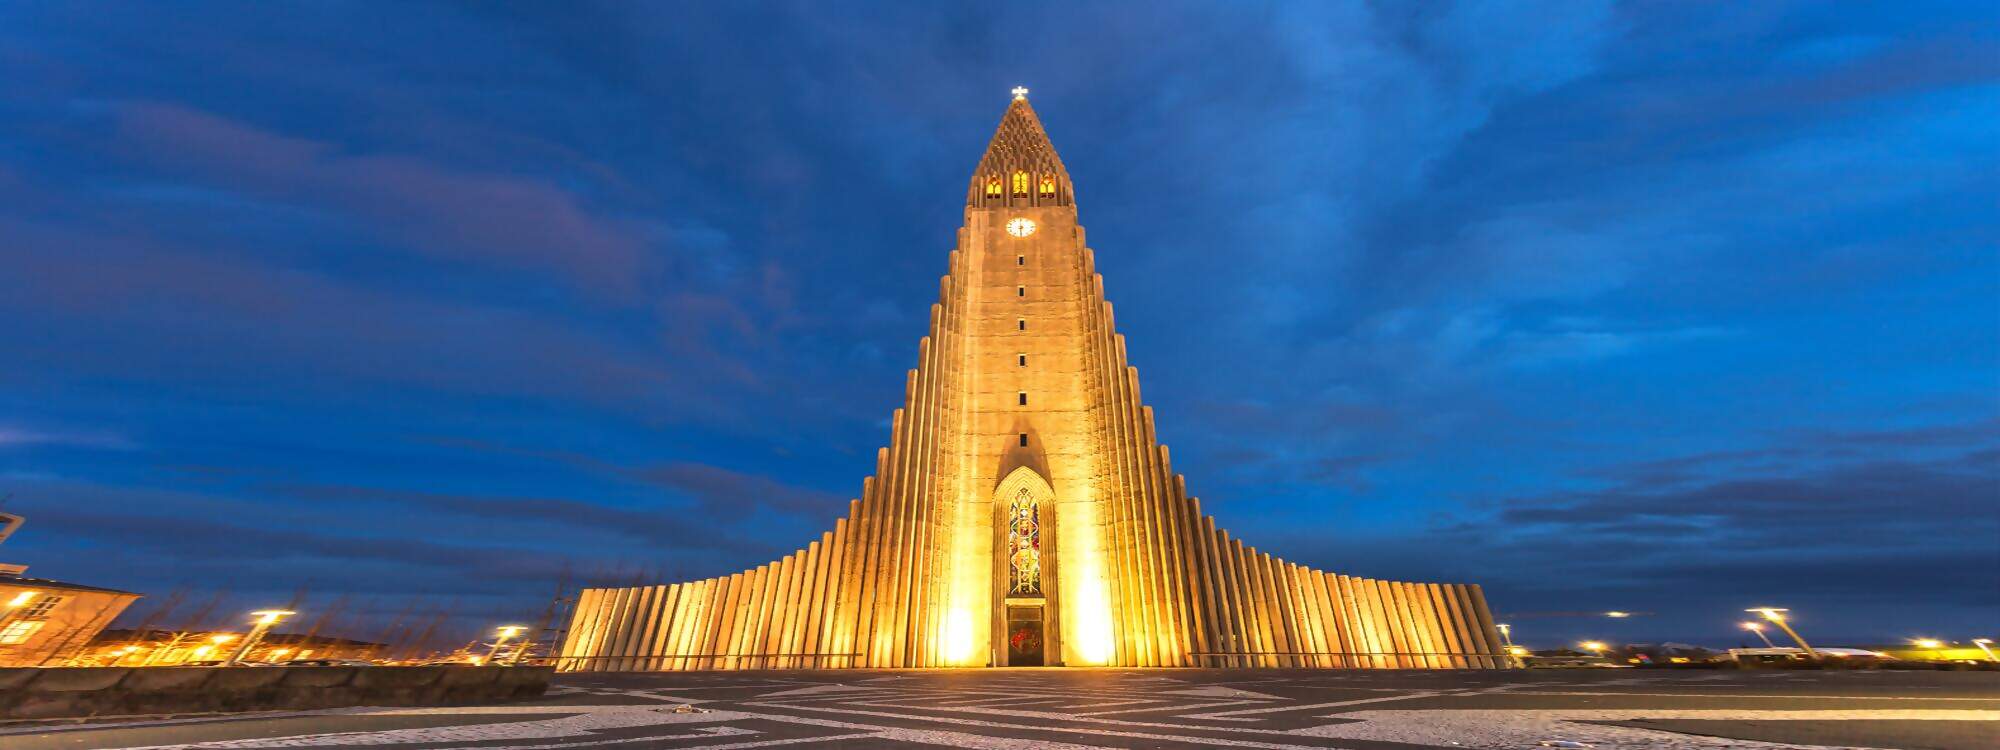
xmin=4 ymin=669 xmax=1996 ymax=749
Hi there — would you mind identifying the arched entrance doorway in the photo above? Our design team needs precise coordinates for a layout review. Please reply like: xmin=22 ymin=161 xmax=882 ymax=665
xmin=993 ymin=466 xmax=1057 ymax=666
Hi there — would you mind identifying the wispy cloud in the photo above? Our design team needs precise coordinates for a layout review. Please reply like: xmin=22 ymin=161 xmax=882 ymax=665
xmin=0 ymin=426 xmax=133 ymax=450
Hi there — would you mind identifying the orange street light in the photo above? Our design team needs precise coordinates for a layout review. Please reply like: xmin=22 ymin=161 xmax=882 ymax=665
xmin=224 ymin=609 xmax=294 ymax=666
xmin=1746 ymin=607 xmax=1817 ymax=658
xmin=1740 ymin=621 xmax=1778 ymax=648
xmin=489 ymin=625 xmax=528 ymax=665
xmin=1580 ymin=641 xmax=1608 ymax=655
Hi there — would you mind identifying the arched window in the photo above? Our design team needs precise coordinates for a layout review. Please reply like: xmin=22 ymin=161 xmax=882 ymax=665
xmin=1007 ymin=486 xmax=1041 ymax=595
xmin=1011 ymin=171 xmax=1029 ymax=195
xmin=1038 ymin=175 xmax=1056 ymax=197
xmin=986 ymin=177 xmax=1003 ymax=198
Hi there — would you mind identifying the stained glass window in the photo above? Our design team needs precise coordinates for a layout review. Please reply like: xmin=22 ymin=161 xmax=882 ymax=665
xmin=1007 ymin=487 xmax=1041 ymax=595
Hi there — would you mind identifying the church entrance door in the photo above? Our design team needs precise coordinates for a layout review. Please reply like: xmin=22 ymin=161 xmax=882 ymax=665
xmin=1005 ymin=605 xmax=1044 ymax=666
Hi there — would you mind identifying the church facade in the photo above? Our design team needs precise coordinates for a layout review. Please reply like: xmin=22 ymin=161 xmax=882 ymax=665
xmin=558 ymin=93 xmax=1506 ymax=670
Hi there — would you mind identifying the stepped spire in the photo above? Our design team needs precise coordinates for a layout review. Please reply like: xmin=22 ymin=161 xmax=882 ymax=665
xmin=560 ymin=94 xmax=1506 ymax=673
xmin=969 ymin=89 xmax=1072 ymax=208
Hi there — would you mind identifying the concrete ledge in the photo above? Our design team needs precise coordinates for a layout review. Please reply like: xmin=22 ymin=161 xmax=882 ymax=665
xmin=0 ymin=666 xmax=553 ymax=720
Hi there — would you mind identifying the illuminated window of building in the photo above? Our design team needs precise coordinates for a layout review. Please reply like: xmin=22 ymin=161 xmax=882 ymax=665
xmin=985 ymin=177 xmax=1003 ymax=198
xmin=0 ymin=619 xmax=43 ymax=644
xmin=16 ymin=596 xmax=62 ymax=619
xmin=1012 ymin=171 xmax=1029 ymax=195
xmin=1006 ymin=486 xmax=1042 ymax=595
xmin=1018 ymin=391 xmax=1028 ymax=406
xmin=1039 ymin=175 xmax=1056 ymax=197
xmin=1018 ymin=433 xmax=1028 ymax=447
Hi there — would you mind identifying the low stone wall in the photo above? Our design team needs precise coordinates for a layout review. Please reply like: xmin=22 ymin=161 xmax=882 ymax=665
xmin=0 ymin=666 xmax=553 ymax=720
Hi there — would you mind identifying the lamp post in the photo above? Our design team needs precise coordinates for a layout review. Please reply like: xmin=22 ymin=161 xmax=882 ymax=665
xmin=1741 ymin=622 xmax=1778 ymax=648
xmin=1745 ymin=607 xmax=1816 ymax=659
xmin=223 ymin=610 xmax=294 ymax=666
xmin=488 ymin=625 xmax=527 ymax=665
xmin=1579 ymin=641 xmax=1608 ymax=659
xmin=1496 ymin=623 xmax=1522 ymax=667
xmin=1968 ymin=640 xmax=2000 ymax=664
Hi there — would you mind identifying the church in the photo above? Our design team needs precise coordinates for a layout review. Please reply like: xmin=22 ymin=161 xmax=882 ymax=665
xmin=559 ymin=91 xmax=1506 ymax=670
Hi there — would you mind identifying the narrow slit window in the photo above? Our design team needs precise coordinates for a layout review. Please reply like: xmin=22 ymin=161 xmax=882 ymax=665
xmin=1018 ymin=433 xmax=1029 ymax=447
xmin=1017 ymin=255 xmax=1025 ymax=266
xmin=1018 ymin=354 xmax=1027 ymax=366
xmin=1018 ymin=392 xmax=1028 ymax=406
xmin=1017 ymin=319 xmax=1026 ymax=331
xmin=1017 ymin=286 xmax=1025 ymax=297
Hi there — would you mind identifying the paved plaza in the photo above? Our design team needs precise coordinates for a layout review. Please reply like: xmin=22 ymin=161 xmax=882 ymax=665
xmin=5 ymin=668 xmax=1997 ymax=750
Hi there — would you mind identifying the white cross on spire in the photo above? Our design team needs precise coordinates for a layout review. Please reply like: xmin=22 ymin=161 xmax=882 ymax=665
xmin=1011 ymin=86 xmax=1029 ymax=100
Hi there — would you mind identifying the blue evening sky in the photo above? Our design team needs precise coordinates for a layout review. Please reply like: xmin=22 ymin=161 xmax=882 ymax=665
xmin=2 ymin=1 xmax=1995 ymax=649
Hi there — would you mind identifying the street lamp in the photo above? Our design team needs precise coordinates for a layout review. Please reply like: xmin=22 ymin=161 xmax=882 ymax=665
xmin=1579 ymin=641 xmax=1608 ymax=657
xmin=1745 ymin=607 xmax=1816 ymax=659
xmin=223 ymin=610 xmax=294 ymax=667
xmin=1912 ymin=638 xmax=1944 ymax=650
xmin=488 ymin=625 xmax=527 ymax=665
xmin=1973 ymin=639 xmax=1998 ymax=664
xmin=1740 ymin=622 xmax=1778 ymax=648
xmin=1495 ymin=623 xmax=1522 ymax=667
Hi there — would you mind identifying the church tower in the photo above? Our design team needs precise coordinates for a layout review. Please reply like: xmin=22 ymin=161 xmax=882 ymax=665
xmin=560 ymin=90 xmax=1506 ymax=670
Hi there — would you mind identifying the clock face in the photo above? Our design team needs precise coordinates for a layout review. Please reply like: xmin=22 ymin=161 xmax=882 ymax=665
xmin=1006 ymin=217 xmax=1037 ymax=237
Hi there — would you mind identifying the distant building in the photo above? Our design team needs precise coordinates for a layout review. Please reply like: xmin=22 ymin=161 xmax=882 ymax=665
xmin=0 ymin=510 xmax=146 ymax=667
xmin=82 ymin=629 xmax=387 ymax=666
xmin=0 ymin=563 xmax=143 ymax=667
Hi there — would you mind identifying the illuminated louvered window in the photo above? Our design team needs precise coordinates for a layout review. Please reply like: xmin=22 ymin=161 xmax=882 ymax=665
xmin=1038 ymin=175 xmax=1055 ymax=197
xmin=986 ymin=177 xmax=1003 ymax=198
xmin=1012 ymin=171 xmax=1029 ymax=195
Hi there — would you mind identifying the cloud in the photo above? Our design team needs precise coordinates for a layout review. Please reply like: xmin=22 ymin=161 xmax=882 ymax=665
xmin=623 ymin=461 xmax=845 ymax=523
xmin=108 ymin=103 xmax=651 ymax=298
xmin=0 ymin=426 xmax=133 ymax=450
xmin=268 ymin=483 xmax=773 ymax=557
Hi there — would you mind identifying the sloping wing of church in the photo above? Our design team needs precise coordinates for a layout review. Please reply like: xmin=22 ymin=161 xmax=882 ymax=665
xmin=559 ymin=92 xmax=1506 ymax=670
